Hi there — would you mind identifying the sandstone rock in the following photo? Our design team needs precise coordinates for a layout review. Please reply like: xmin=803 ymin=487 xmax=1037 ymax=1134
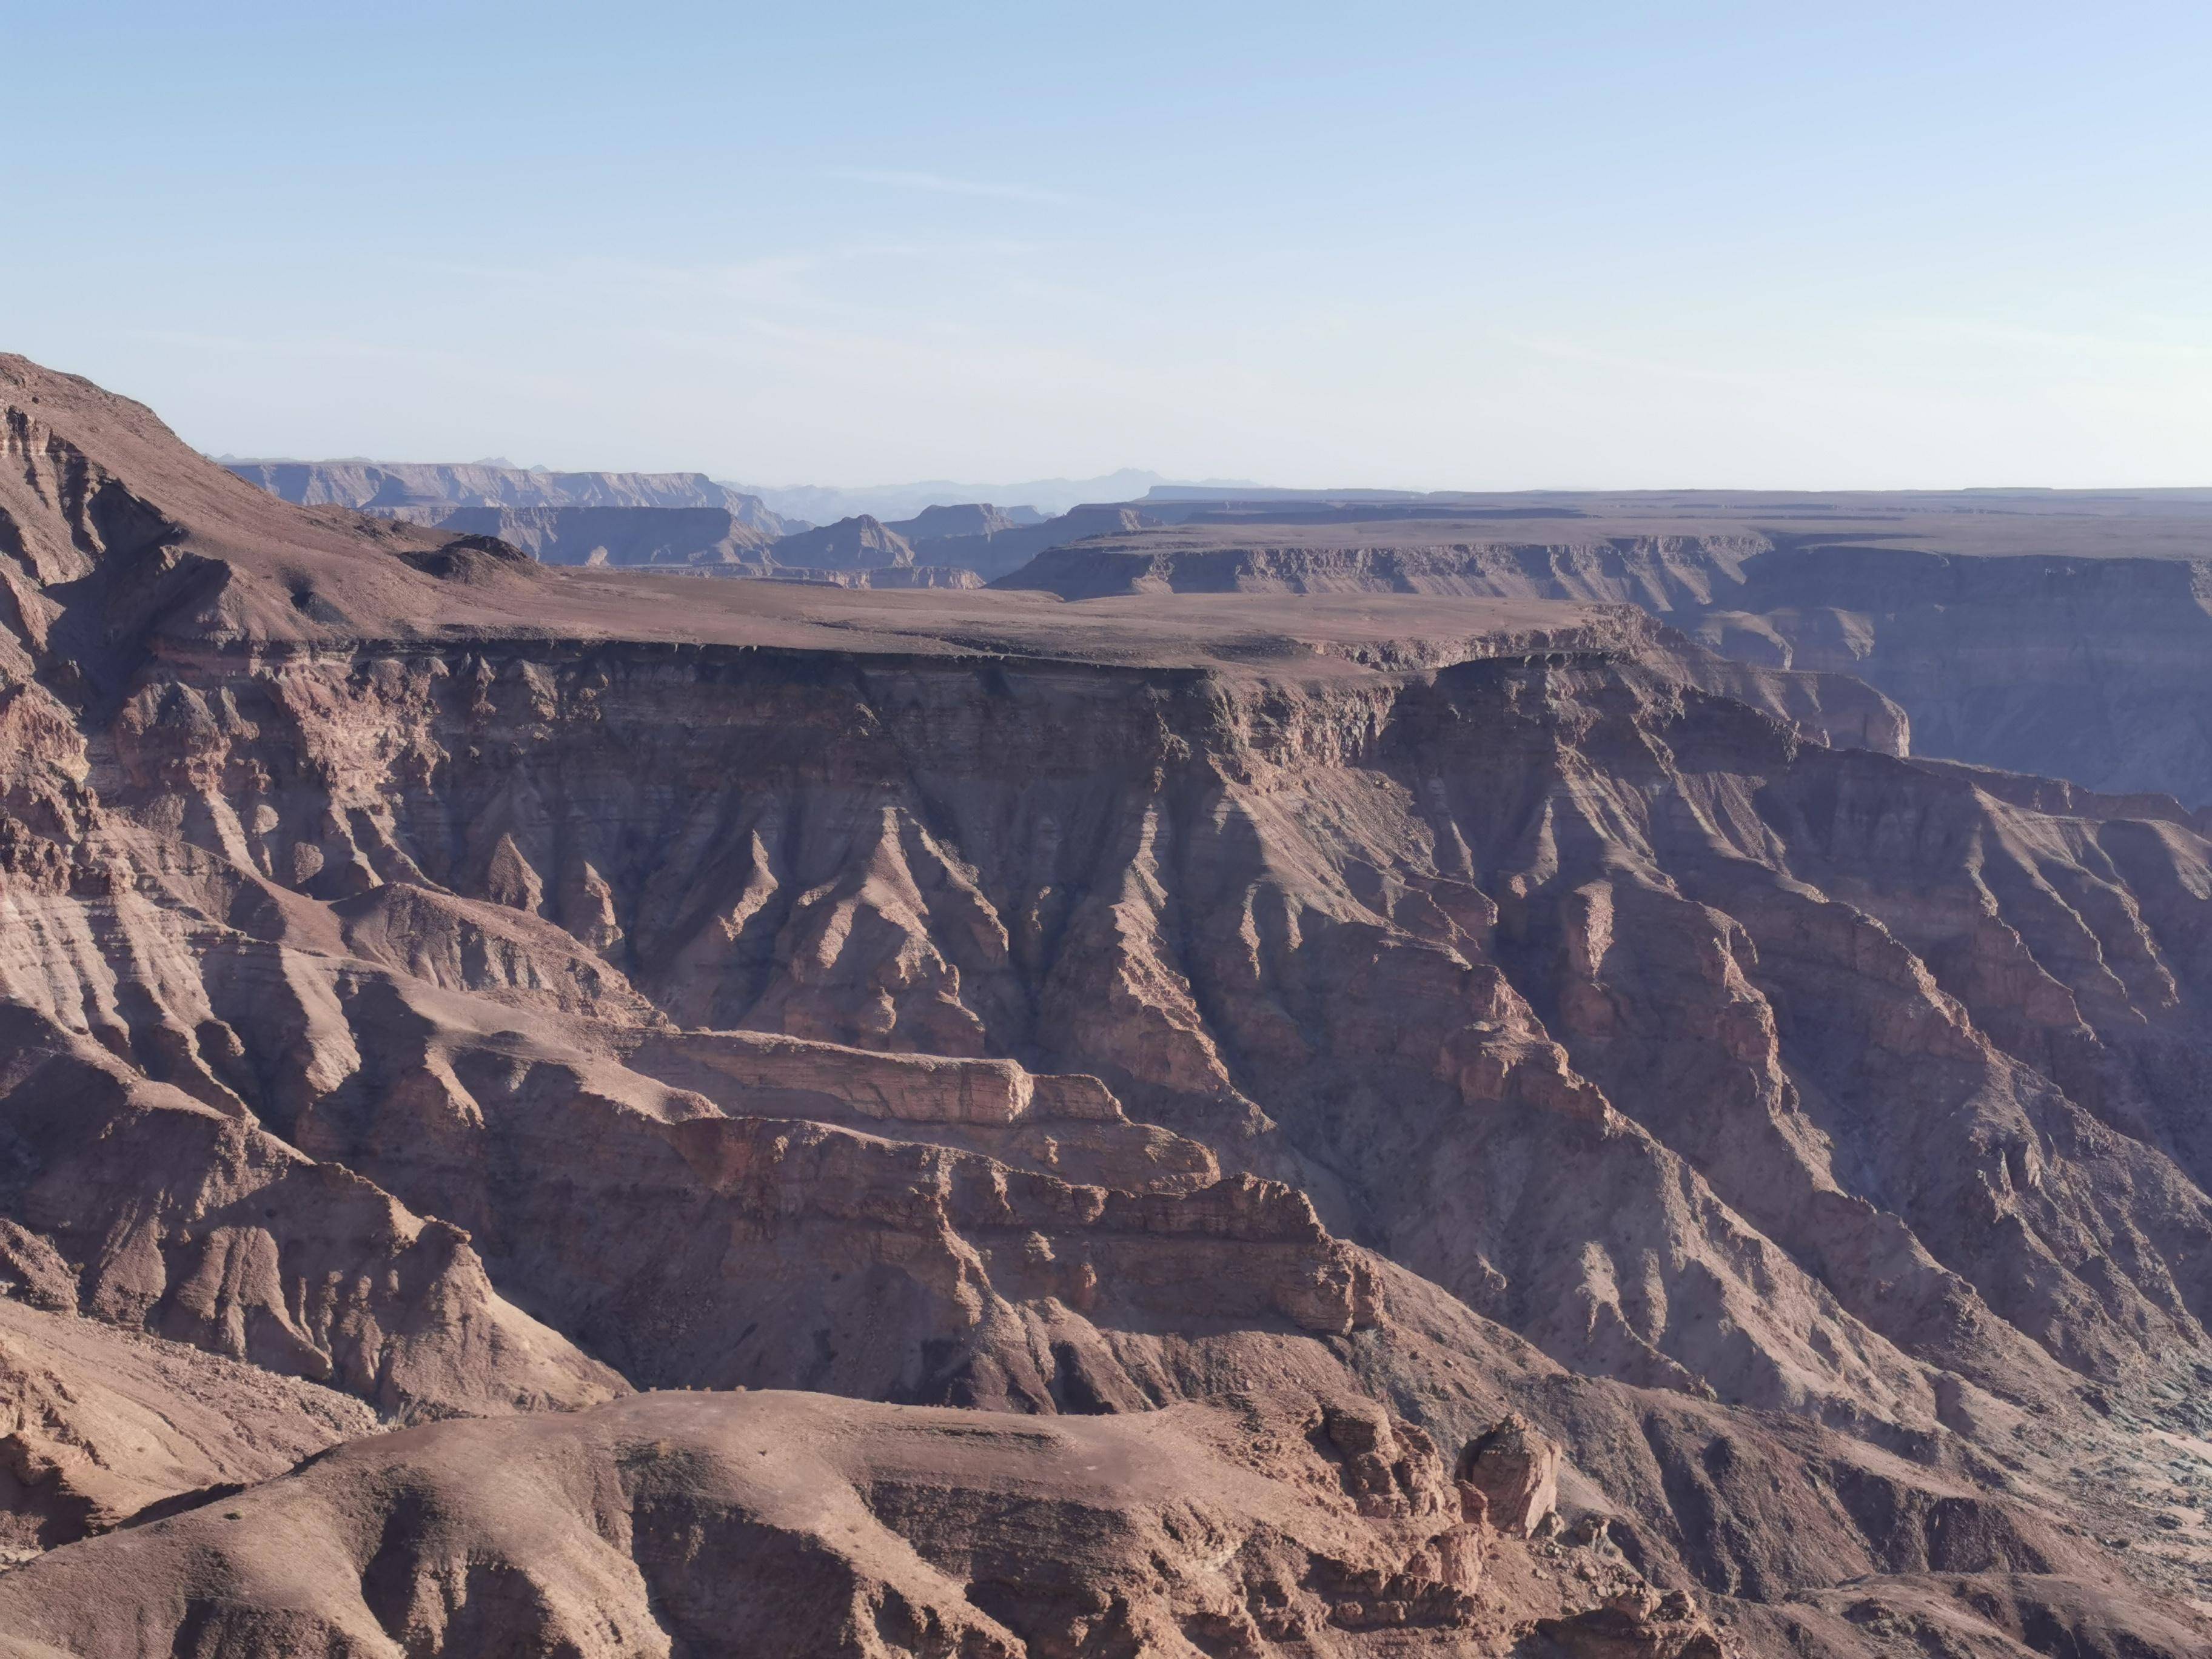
xmin=1457 ymin=1413 xmax=1563 ymax=1536
xmin=1530 ymin=1587 xmax=1728 ymax=1658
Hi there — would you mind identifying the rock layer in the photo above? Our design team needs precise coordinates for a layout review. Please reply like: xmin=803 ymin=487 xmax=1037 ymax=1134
xmin=407 ymin=504 xmax=777 ymax=569
xmin=1000 ymin=520 xmax=2212 ymax=803
xmin=224 ymin=458 xmax=790 ymax=532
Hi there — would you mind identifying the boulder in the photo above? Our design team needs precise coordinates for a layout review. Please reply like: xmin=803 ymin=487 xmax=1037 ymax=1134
xmin=1456 ymin=1413 xmax=1562 ymax=1537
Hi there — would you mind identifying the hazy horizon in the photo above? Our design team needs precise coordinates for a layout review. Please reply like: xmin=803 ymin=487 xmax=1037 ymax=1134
xmin=9 ymin=2 xmax=2210 ymax=491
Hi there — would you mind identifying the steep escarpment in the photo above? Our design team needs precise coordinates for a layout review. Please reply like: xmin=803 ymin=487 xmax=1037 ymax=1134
xmin=23 ymin=620 xmax=2212 ymax=1632
xmin=925 ymin=503 xmax=1163 ymax=580
xmin=1689 ymin=545 xmax=2212 ymax=803
xmin=226 ymin=457 xmax=792 ymax=534
xmin=5 ymin=357 xmax=2211 ymax=1655
xmin=1004 ymin=523 xmax=2212 ymax=805
xmin=10 ymin=622 xmax=2208 ymax=1651
xmin=410 ymin=503 xmax=778 ymax=569
xmin=0 ymin=353 xmax=566 ymax=673
xmin=998 ymin=529 xmax=1758 ymax=609
xmin=149 ymin=635 xmax=2206 ymax=1417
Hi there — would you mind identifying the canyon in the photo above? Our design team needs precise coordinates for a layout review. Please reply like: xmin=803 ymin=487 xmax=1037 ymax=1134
xmin=1002 ymin=493 xmax=2212 ymax=806
xmin=236 ymin=464 xmax=2212 ymax=806
xmin=5 ymin=354 xmax=2212 ymax=1656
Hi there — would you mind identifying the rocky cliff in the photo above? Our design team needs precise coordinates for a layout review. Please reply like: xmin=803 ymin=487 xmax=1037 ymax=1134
xmin=4 ymin=355 xmax=2211 ymax=1657
xmin=413 ymin=503 xmax=778 ymax=569
xmin=1001 ymin=521 xmax=2212 ymax=806
xmin=928 ymin=503 xmax=1164 ymax=580
xmin=226 ymin=457 xmax=792 ymax=533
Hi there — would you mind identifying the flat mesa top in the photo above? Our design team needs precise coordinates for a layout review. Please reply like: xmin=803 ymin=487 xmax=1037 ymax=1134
xmin=523 ymin=570 xmax=1635 ymax=675
xmin=1039 ymin=501 xmax=2212 ymax=561
xmin=0 ymin=355 xmax=1649 ymax=673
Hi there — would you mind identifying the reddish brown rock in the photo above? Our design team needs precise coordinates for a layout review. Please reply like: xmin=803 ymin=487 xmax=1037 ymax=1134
xmin=0 ymin=1296 xmax=374 ymax=1563
xmin=5 ymin=355 xmax=2212 ymax=1656
xmin=1458 ymin=1414 xmax=1563 ymax=1537
xmin=0 ymin=1390 xmax=1509 ymax=1657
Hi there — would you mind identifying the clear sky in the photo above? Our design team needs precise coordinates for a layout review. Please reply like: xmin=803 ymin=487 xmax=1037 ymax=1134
xmin=7 ymin=1 xmax=2209 ymax=489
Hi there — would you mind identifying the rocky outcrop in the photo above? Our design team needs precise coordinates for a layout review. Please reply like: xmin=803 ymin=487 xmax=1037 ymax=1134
xmin=771 ymin=513 xmax=919 ymax=571
xmin=932 ymin=503 xmax=1162 ymax=580
xmin=1532 ymin=1589 xmax=1724 ymax=1659
xmin=4 ymin=1389 xmax=2170 ymax=1657
xmin=0 ymin=1008 xmax=625 ymax=1419
xmin=1456 ymin=1415 xmax=1562 ymax=1536
xmin=888 ymin=501 xmax=1028 ymax=542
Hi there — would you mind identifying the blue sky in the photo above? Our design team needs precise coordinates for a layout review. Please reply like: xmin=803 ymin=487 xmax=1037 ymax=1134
xmin=6 ymin=1 xmax=2209 ymax=487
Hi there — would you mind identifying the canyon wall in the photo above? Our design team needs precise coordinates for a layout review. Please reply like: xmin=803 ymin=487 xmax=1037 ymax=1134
xmin=6 ymin=355 xmax=2212 ymax=1655
xmin=1005 ymin=531 xmax=2212 ymax=806
xmin=225 ymin=458 xmax=792 ymax=532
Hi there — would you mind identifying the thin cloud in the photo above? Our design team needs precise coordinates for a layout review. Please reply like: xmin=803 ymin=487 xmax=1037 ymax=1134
xmin=830 ymin=167 xmax=1079 ymax=206
xmin=1874 ymin=313 xmax=2212 ymax=363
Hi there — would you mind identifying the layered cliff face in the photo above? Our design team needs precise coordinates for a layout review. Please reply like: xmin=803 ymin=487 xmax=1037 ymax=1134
xmin=398 ymin=503 xmax=779 ymax=569
xmin=225 ymin=458 xmax=793 ymax=534
xmin=111 ymin=630 xmax=2203 ymax=1422
xmin=916 ymin=504 xmax=1165 ymax=581
xmin=1689 ymin=545 xmax=2212 ymax=804
xmin=1002 ymin=524 xmax=2212 ymax=807
xmin=5 ymin=355 xmax=2212 ymax=1656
